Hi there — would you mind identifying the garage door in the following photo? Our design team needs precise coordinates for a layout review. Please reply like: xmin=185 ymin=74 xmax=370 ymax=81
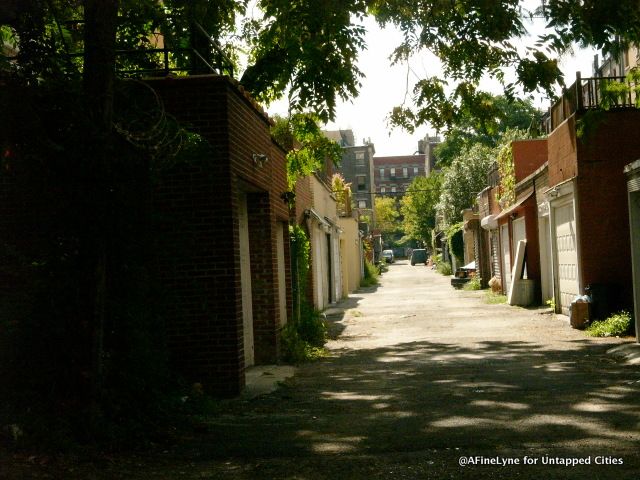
xmin=512 ymin=217 xmax=527 ymax=278
xmin=553 ymin=202 xmax=579 ymax=315
xmin=500 ymin=223 xmax=511 ymax=294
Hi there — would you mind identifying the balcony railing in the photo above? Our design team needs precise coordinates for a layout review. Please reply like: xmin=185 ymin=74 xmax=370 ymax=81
xmin=545 ymin=72 xmax=638 ymax=133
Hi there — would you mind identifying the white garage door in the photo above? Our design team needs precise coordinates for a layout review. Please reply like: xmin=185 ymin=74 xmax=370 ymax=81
xmin=553 ymin=202 xmax=579 ymax=315
xmin=512 ymin=217 xmax=527 ymax=278
xmin=500 ymin=223 xmax=511 ymax=294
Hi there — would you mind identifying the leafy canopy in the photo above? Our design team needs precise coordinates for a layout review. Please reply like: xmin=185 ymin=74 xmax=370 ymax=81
xmin=400 ymin=173 xmax=442 ymax=243
xmin=436 ymin=143 xmax=495 ymax=227
xmin=374 ymin=196 xmax=400 ymax=235
xmin=271 ymin=113 xmax=342 ymax=188
xmin=434 ymin=94 xmax=541 ymax=167
xmin=4 ymin=1 xmax=640 ymax=126
xmin=373 ymin=0 xmax=640 ymax=131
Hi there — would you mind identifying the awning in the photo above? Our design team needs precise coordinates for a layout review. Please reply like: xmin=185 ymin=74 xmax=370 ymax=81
xmin=480 ymin=214 xmax=498 ymax=230
xmin=495 ymin=191 xmax=535 ymax=221
xmin=306 ymin=209 xmax=331 ymax=230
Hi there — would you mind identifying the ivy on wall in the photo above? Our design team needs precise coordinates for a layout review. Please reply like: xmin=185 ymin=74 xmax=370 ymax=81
xmin=495 ymin=142 xmax=515 ymax=208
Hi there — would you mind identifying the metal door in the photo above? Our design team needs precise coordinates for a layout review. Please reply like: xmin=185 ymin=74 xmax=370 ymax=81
xmin=553 ymin=202 xmax=579 ymax=315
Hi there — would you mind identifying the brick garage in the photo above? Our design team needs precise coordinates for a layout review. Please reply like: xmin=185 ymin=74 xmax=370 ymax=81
xmin=574 ymin=110 xmax=640 ymax=313
xmin=146 ymin=75 xmax=291 ymax=396
xmin=547 ymin=109 xmax=640 ymax=314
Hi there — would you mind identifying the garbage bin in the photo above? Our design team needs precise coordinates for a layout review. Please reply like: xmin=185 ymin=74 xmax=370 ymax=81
xmin=585 ymin=283 xmax=618 ymax=321
xmin=570 ymin=296 xmax=591 ymax=329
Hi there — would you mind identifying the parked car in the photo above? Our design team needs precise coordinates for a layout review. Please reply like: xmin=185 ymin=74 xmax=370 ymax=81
xmin=410 ymin=248 xmax=427 ymax=265
xmin=382 ymin=249 xmax=395 ymax=263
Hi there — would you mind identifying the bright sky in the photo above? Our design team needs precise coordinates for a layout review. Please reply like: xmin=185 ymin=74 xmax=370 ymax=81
xmin=266 ymin=12 xmax=597 ymax=157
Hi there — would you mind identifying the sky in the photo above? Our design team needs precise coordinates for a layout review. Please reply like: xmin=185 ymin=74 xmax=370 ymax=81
xmin=266 ymin=13 xmax=597 ymax=157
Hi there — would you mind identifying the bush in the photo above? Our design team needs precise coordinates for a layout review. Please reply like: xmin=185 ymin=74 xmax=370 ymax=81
xmin=360 ymin=260 xmax=379 ymax=287
xmin=280 ymin=303 xmax=327 ymax=364
xmin=436 ymin=261 xmax=452 ymax=276
xmin=463 ymin=276 xmax=481 ymax=291
xmin=586 ymin=311 xmax=632 ymax=337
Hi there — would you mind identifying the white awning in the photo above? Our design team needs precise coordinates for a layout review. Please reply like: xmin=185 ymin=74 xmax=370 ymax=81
xmin=481 ymin=214 xmax=498 ymax=230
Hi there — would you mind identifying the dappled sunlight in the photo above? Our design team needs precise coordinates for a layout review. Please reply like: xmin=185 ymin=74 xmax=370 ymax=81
xmin=456 ymin=381 xmax=519 ymax=392
xmin=533 ymin=361 xmax=578 ymax=372
xmin=470 ymin=400 xmax=529 ymax=411
xmin=191 ymin=337 xmax=640 ymax=469
xmin=376 ymin=355 xmax=412 ymax=363
xmin=572 ymin=401 xmax=635 ymax=413
xmin=320 ymin=391 xmax=393 ymax=402
xmin=430 ymin=416 xmax=504 ymax=428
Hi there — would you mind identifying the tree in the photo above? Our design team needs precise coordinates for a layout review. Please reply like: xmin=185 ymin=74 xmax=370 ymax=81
xmin=5 ymin=1 xmax=639 ymax=125
xmin=435 ymin=95 xmax=542 ymax=167
xmin=400 ymin=174 xmax=442 ymax=244
xmin=374 ymin=196 xmax=400 ymax=235
xmin=373 ymin=0 xmax=640 ymax=131
xmin=270 ymin=113 xmax=342 ymax=188
xmin=436 ymin=143 xmax=494 ymax=227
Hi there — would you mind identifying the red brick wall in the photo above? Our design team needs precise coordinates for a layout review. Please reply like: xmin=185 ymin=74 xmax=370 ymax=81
xmin=146 ymin=75 xmax=290 ymax=396
xmin=513 ymin=139 xmax=547 ymax=183
xmin=574 ymin=110 xmax=640 ymax=310
xmin=547 ymin=116 xmax=578 ymax=187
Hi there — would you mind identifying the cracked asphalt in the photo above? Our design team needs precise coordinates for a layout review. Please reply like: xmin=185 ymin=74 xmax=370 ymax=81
xmin=8 ymin=260 xmax=640 ymax=479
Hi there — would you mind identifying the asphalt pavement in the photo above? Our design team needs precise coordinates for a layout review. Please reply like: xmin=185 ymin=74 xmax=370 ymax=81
xmin=20 ymin=260 xmax=640 ymax=479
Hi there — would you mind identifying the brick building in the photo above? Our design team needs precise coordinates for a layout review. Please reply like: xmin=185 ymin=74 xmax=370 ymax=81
xmin=475 ymin=74 xmax=640 ymax=317
xmin=323 ymin=130 xmax=376 ymax=222
xmin=374 ymin=154 xmax=427 ymax=197
xmin=146 ymin=75 xmax=291 ymax=396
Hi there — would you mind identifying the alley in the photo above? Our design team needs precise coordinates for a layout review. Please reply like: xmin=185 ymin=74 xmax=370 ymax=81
xmin=30 ymin=262 xmax=640 ymax=479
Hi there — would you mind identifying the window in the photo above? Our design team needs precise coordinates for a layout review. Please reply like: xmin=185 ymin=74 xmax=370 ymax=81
xmin=413 ymin=166 xmax=419 ymax=175
xmin=391 ymin=186 xmax=396 ymax=193
xmin=355 ymin=151 xmax=365 ymax=166
xmin=358 ymin=200 xmax=367 ymax=209
xmin=379 ymin=168 xmax=385 ymax=179
xmin=403 ymin=167 xmax=408 ymax=178
xmin=381 ymin=186 xmax=386 ymax=193
xmin=390 ymin=167 xmax=396 ymax=178
xmin=357 ymin=176 xmax=366 ymax=191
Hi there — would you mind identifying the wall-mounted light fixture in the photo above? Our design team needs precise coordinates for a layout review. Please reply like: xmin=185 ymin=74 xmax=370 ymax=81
xmin=252 ymin=153 xmax=269 ymax=167
xmin=281 ymin=191 xmax=295 ymax=205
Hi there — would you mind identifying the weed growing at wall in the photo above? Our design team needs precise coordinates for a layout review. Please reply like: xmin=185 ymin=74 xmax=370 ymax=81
xmin=485 ymin=291 xmax=507 ymax=304
xmin=436 ymin=261 xmax=453 ymax=276
xmin=586 ymin=311 xmax=632 ymax=337
xmin=283 ymin=225 xmax=327 ymax=363
xmin=360 ymin=260 xmax=379 ymax=287
xmin=463 ymin=276 xmax=482 ymax=290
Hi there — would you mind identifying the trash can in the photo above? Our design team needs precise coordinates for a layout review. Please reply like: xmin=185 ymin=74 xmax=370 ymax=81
xmin=585 ymin=284 xmax=618 ymax=320
xmin=570 ymin=295 xmax=591 ymax=329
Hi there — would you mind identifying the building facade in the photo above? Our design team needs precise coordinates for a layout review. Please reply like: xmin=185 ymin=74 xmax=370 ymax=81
xmin=146 ymin=75 xmax=291 ymax=396
xmin=324 ymin=129 xmax=376 ymax=222
xmin=374 ymin=154 xmax=426 ymax=197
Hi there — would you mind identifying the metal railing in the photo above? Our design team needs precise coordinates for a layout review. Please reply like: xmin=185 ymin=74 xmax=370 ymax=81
xmin=546 ymin=72 xmax=638 ymax=133
xmin=14 ymin=19 xmax=236 ymax=78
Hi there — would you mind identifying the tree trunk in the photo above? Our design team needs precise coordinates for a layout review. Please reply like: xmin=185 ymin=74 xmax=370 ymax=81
xmin=82 ymin=0 xmax=119 ymax=400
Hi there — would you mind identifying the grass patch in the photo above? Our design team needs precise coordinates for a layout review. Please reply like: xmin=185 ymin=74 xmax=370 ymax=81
xmin=463 ymin=276 xmax=482 ymax=291
xmin=360 ymin=260 xmax=379 ymax=287
xmin=586 ymin=311 xmax=632 ymax=337
xmin=436 ymin=261 xmax=452 ymax=276
xmin=485 ymin=291 xmax=507 ymax=304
